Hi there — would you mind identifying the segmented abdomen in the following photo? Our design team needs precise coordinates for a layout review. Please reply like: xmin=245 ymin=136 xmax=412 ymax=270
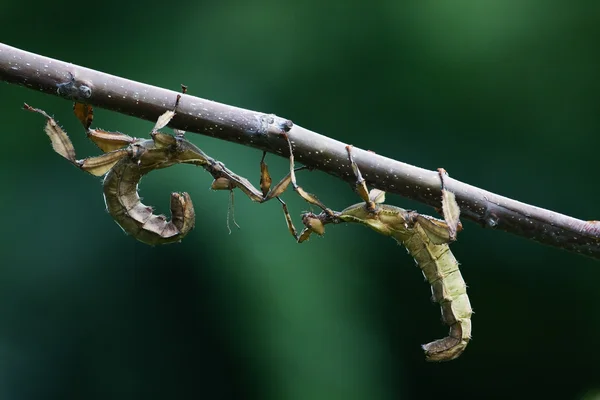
xmin=402 ymin=228 xmax=472 ymax=362
xmin=103 ymin=160 xmax=195 ymax=245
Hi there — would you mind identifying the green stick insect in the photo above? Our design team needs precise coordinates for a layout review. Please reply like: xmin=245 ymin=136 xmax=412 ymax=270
xmin=25 ymin=92 xmax=307 ymax=245
xmin=289 ymin=145 xmax=472 ymax=362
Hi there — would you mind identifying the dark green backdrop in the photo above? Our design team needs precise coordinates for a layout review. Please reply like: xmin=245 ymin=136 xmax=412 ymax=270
xmin=1 ymin=1 xmax=599 ymax=399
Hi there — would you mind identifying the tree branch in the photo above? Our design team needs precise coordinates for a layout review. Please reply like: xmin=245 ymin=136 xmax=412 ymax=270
xmin=2 ymin=42 xmax=599 ymax=259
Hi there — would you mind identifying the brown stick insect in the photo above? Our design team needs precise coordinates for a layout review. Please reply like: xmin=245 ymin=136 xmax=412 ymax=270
xmin=284 ymin=144 xmax=471 ymax=362
xmin=25 ymin=91 xmax=310 ymax=245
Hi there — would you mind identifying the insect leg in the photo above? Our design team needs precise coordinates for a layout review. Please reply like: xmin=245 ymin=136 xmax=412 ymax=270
xmin=282 ymin=134 xmax=330 ymax=211
xmin=256 ymin=135 xmax=337 ymax=241
xmin=345 ymin=145 xmax=383 ymax=210
xmin=24 ymin=103 xmax=129 ymax=176
xmin=72 ymin=103 xmax=136 ymax=153
xmin=437 ymin=168 xmax=461 ymax=241
xmin=173 ymin=85 xmax=187 ymax=138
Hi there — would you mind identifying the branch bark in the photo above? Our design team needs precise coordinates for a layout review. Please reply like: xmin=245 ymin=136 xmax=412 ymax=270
xmin=2 ymin=42 xmax=599 ymax=259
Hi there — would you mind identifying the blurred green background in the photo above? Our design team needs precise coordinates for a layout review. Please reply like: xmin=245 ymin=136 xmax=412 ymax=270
xmin=1 ymin=1 xmax=600 ymax=399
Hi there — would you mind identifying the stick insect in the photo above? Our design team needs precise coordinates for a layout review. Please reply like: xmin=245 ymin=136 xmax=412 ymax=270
xmin=287 ymin=145 xmax=472 ymax=362
xmin=25 ymin=93 xmax=308 ymax=245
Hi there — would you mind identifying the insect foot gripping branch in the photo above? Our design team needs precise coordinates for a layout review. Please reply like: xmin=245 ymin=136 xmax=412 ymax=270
xmin=294 ymin=145 xmax=472 ymax=362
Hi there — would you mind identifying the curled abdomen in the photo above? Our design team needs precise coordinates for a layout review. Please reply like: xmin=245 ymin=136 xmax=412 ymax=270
xmin=103 ymin=161 xmax=195 ymax=245
xmin=403 ymin=232 xmax=472 ymax=362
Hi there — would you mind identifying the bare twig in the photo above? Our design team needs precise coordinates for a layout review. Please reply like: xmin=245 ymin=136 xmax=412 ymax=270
xmin=1 ymin=42 xmax=599 ymax=259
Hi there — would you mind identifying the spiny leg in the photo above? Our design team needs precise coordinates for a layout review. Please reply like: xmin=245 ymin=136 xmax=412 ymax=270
xmin=24 ymin=103 xmax=129 ymax=176
xmin=73 ymin=102 xmax=135 ymax=153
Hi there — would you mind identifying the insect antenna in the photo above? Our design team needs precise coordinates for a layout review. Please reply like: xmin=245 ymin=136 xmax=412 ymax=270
xmin=226 ymin=189 xmax=241 ymax=234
